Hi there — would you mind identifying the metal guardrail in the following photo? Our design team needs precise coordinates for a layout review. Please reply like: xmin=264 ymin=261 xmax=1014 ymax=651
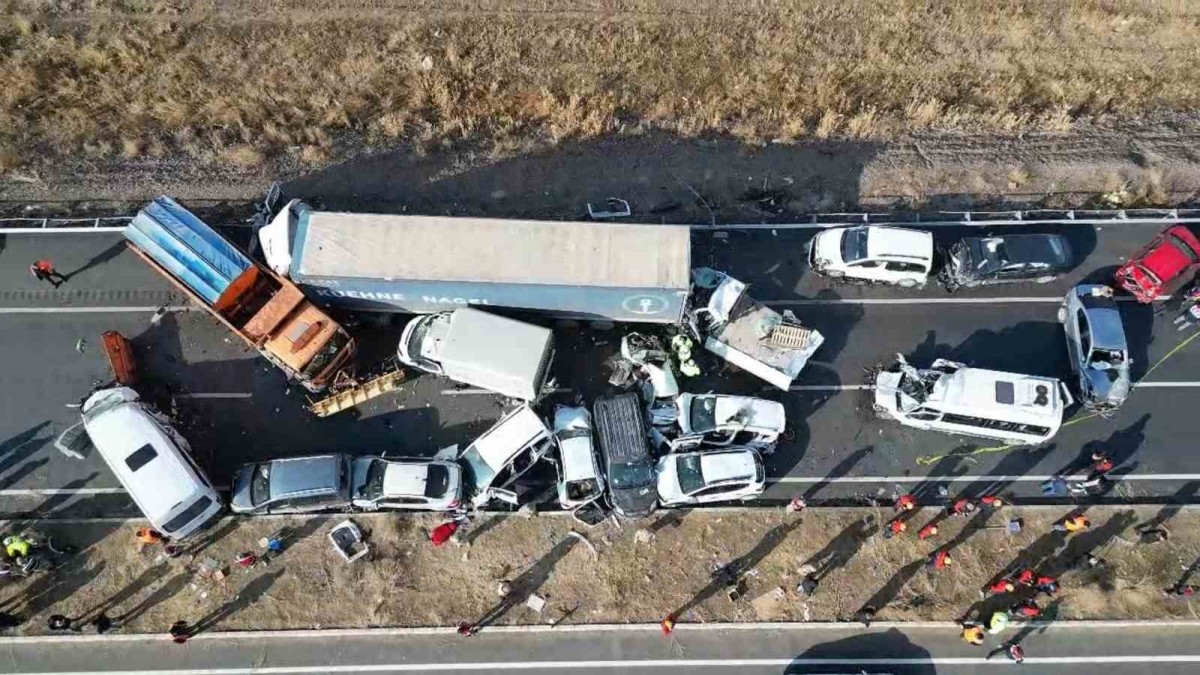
xmin=2 ymin=207 xmax=1200 ymax=233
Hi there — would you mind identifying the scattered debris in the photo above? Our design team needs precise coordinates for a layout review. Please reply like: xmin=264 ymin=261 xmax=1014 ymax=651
xmin=586 ymin=198 xmax=631 ymax=220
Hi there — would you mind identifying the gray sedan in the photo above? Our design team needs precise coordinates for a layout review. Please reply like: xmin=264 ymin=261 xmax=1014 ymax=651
xmin=1058 ymin=285 xmax=1131 ymax=412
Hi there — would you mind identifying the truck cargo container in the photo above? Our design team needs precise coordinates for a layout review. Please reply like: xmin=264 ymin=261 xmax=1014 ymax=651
xmin=126 ymin=197 xmax=356 ymax=392
xmin=259 ymin=201 xmax=692 ymax=323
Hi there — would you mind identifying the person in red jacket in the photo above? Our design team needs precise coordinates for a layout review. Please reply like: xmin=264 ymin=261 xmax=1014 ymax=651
xmin=894 ymin=494 xmax=917 ymax=512
xmin=1035 ymin=575 xmax=1059 ymax=596
xmin=883 ymin=519 xmax=908 ymax=539
xmin=927 ymin=550 xmax=952 ymax=569
xmin=1011 ymin=599 xmax=1041 ymax=618
xmin=917 ymin=523 xmax=939 ymax=540
xmin=430 ymin=520 xmax=459 ymax=547
xmin=983 ymin=578 xmax=1015 ymax=597
xmin=1014 ymin=568 xmax=1036 ymax=587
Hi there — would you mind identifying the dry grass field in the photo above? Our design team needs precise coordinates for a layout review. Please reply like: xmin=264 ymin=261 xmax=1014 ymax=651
xmin=2 ymin=0 xmax=1200 ymax=173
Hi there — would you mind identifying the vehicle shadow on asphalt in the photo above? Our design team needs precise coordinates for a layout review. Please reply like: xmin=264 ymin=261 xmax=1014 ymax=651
xmin=785 ymin=627 xmax=936 ymax=675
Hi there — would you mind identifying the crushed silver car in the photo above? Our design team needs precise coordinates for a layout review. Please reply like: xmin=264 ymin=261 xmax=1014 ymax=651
xmin=1058 ymin=284 xmax=1131 ymax=413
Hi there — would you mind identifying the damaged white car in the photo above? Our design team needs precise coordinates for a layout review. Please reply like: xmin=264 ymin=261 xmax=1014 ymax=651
xmin=656 ymin=448 xmax=767 ymax=507
xmin=874 ymin=355 xmax=1071 ymax=445
xmin=671 ymin=394 xmax=786 ymax=453
xmin=809 ymin=226 xmax=934 ymax=287
xmin=688 ymin=269 xmax=824 ymax=390
xmin=551 ymin=406 xmax=606 ymax=511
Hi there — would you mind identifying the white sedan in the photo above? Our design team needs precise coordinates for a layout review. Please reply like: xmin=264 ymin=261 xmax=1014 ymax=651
xmin=656 ymin=448 xmax=766 ymax=507
xmin=350 ymin=457 xmax=463 ymax=512
xmin=673 ymin=394 xmax=785 ymax=451
xmin=808 ymin=225 xmax=934 ymax=287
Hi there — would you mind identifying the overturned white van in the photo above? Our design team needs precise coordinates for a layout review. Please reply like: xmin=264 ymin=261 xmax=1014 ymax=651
xmin=874 ymin=356 xmax=1072 ymax=445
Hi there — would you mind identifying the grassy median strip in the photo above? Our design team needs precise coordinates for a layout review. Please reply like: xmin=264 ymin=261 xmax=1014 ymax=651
xmin=2 ymin=0 xmax=1200 ymax=172
xmin=3 ymin=505 xmax=1198 ymax=635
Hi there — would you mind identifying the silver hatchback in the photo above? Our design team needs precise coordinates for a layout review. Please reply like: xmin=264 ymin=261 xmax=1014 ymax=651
xmin=1058 ymin=285 xmax=1131 ymax=412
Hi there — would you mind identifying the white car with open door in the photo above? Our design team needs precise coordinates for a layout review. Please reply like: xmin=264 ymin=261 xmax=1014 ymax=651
xmin=552 ymin=406 xmax=605 ymax=510
xmin=350 ymin=457 xmax=463 ymax=512
xmin=656 ymin=448 xmax=766 ymax=507
xmin=458 ymin=405 xmax=556 ymax=508
xmin=809 ymin=225 xmax=934 ymax=287
xmin=672 ymin=394 xmax=785 ymax=452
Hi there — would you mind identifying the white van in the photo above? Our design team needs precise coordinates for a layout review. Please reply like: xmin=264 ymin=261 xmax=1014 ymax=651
xmin=71 ymin=387 xmax=223 ymax=538
xmin=874 ymin=356 xmax=1071 ymax=445
xmin=398 ymin=308 xmax=555 ymax=401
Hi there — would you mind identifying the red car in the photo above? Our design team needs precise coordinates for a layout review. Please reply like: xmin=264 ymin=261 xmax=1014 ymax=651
xmin=1114 ymin=225 xmax=1200 ymax=303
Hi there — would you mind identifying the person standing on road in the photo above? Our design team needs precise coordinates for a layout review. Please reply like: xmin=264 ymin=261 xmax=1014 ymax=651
xmin=980 ymin=495 xmax=1004 ymax=509
xmin=987 ymin=643 xmax=1026 ymax=663
xmin=894 ymin=494 xmax=917 ymax=513
xmin=1089 ymin=452 xmax=1114 ymax=479
xmin=29 ymin=260 xmax=67 ymax=288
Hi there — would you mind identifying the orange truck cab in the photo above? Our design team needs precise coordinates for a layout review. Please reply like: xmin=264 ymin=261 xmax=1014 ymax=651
xmin=124 ymin=196 xmax=355 ymax=392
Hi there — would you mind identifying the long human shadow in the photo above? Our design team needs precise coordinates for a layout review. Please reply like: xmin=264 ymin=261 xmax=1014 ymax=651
xmin=189 ymin=568 xmax=286 ymax=635
xmin=0 ymin=421 xmax=52 ymax=486
xmin=664 ymin=518 xmax=805 ymax=621
xmin=469 ymin=535 xmax=580 ymax=632
xmin=464 ymin=515 xmax=506 ymax=546
xmin=115 ymin=572 xmax=193 ymax=625
xmin=1050 ymin=414 xmax=1151 ymax=478
xmin=802 ymin=516 xmax=877 ymax=582
xmin=63 ymin=241 xmax=127 ymax=281
xmin=800 ymin=446 xmax=874 ymax=503
xmin=184 ymin=518 xmax=241 ymax=559
xmin=0 ymin=561 xmax=107 ymax=617
xmin=1134 ymin=480 xmax=1199 ymax=534
xmin=78 ymin=563 xmax=168 ymax=622
xmin=857 ymin=508 xmax=994 ymax=617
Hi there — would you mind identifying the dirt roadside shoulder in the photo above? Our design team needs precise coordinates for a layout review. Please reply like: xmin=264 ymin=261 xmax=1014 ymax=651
xmin=2 ymin=505 xmax=1197 ymax=636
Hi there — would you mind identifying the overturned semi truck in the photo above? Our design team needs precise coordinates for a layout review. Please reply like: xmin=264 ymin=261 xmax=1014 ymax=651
xmin=125 ymin=197 xmax=356 ymax=392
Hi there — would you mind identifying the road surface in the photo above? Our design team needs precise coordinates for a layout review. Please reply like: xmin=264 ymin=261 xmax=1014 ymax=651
xmin=1 ymin=216 xmax=1199 ymax=516
xmin=3 ymin=622 xmax=1200 ymax=674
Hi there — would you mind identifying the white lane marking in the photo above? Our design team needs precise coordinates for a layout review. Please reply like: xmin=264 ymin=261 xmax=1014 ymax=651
xmin=0 ymin=305 xmax=193 ymax=314
xmin=770 ymin=473 xmax=1200 ymax=484
xmin=0 ymin=487 xmax=128 ymax=496
xmin=766 ymin=295 xmax=1170 ymax=305
xmin=175 ymin=393 xmax=253 ymax=399
xmin=441 ymin=388 xmax=571 ymax=396
xmin=23 ymin=654 xmax=1200 ymax=673
xmin=707 ymin=217 xmax=1200 ymax=230
xmin=0 ymin=227 xmax=128 ymax=234
xmin=788 ymin=384 xmax=874 ymax=391
xmin=1135 ymin=381 xmax=1200 ymax=388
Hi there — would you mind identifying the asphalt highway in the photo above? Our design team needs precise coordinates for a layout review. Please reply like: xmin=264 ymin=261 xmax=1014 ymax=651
xmin=4 ymin=622 xmax=1200 ymax=674
xmin=1 ymin=218 xmax=1198 ymax=516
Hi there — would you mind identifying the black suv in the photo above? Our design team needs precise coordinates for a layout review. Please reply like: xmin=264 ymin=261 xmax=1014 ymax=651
xmin=594 ymin=393 xmax=657 ymax=519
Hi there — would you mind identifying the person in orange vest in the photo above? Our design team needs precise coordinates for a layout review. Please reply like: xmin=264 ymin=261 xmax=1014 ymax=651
xmin=927 ymin=550 xmax=952 ymax=569
xmin=1014 ymin=568 xmax=1036 ymax=587
xmin=894 ymin=494 xmax=917 ymax=513
xmin=29 ymin=260 xmax=67 ymax=288
xmin=980 ymin=495 xmax=1004 ymax=509
xmin=950 ymin=498 xmax=977 ymax=517
xmin=917 ymin=523 xmax=939 ymax=540
xmin=883 ymin=518 xmax=908 ymax=539
xmin=136 ymin=528 xmax=165 ymax=546
xmin=1011 ymin=599 xmax=1041 ymax=619
xmin=1054 ymin=515 xmax=1091 ymax=534
xmin=660 ymin=615 xmax=677 ymax=635
xmin=982 ymin=578 xmax=1015 ymax=597
xmin=960 ymin=623 xmax=985 ymax=645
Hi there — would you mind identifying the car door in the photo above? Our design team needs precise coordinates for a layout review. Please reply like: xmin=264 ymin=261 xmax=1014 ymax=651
xmin=691 ymin=482 xmax=749 ymax=504
xmin=883 ymin=261 xmax=926 ymax=286
xmin=846 ymin=259 xmax=887 ymax=283
xmin=1072 ymin=307 xmax=1092 ymax=393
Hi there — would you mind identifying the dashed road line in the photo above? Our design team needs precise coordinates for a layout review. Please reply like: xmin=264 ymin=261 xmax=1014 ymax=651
xmin=0 ymin=305 xmax=194 ymax=314
xmin=175 ymin=393 xmax=254 ymax=400
xmin=769 ymin=473 xmax=1200 ymax=484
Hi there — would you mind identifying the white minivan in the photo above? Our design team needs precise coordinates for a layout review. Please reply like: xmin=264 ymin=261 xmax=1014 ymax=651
xmin=873 ymin=356 xmax=1071 ymax=445
xmin=70 ymin=387 xmax=223 ymax=538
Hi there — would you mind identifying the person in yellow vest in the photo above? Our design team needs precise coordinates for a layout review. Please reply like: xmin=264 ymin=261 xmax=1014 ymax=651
xmin=3 ymin=534 xmax=30 ymax=559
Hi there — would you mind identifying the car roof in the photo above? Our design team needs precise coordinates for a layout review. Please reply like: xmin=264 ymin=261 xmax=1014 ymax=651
xmin=82 ymin=389 xmax=203 ymax=519
xmin=560 ymin=437 xmax=598 ymax=482
xmin=269 ymin=454 xmax=342 ymax=496
xmin=697 ymin=450 xmax=759 ymax=483
xmin=968 ymin=234 xmax=1070 ymax=266
xmin=931 ymin=368 xmax=1062 ymax=421
xmin=866 ymin=226 xmax=933 ymax=261
xmin=1140 ymin=226 xmax=1200 ymax=278
xmin=697 ymin=395 xmax=785 ymax=431
xmin=467 ymin=406 xmax=550 ymax=470
xmin=1074 ymin=286 xmax=1127 ymax=350
xmin=381 ymin=462 xmax=432 ymax=497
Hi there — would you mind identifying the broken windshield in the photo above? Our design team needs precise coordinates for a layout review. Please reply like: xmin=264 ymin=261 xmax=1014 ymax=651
xmin=690 ymin=397 xmax=718 ymax=432
xmin=676 ymin=455 xmax=706 ymax=494
xmin=840 ymin=228 xmax=869 ymax=262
